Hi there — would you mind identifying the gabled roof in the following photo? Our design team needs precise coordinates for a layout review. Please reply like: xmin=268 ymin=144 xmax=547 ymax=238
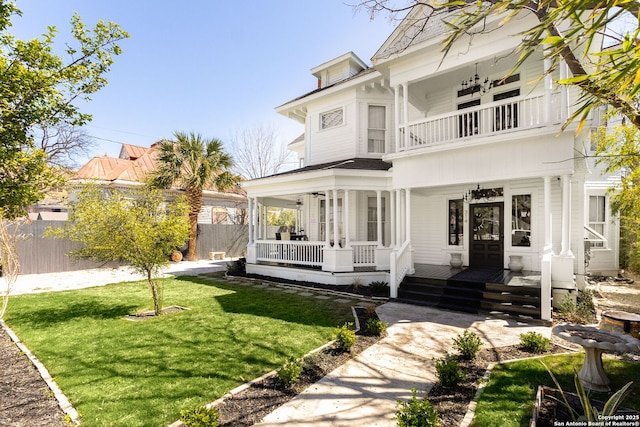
xmin=75 ymin=143 xmax=160 ymax=183
xmin=119 ymin=143 xmax=149 ymax=160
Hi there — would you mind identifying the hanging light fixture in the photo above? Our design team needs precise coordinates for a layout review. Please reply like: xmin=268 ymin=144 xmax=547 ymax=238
xmin=459 ymin=63 xmax=493 ymax=97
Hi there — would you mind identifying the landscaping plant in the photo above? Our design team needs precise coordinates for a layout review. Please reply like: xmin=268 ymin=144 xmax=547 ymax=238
xmin=46 ymin=185 xmax=189 ymax=315
xmin=277 ymin=357 xmax=304 ymax=388
xmin=395 ymin=388 xmax=441 ymax=427
xmin=452 ymin=330 xmax=483 ymax=360
xmin=180 ymin=406 xmax=220 ymax=427
xmin=364 ymin=318 xmax=388 ymax=336
xmin=519 ymin=332 xmax=550 ymax=353
xmin=333 ymin=322 xmax=356 ymax=352
xmin=434 ymin=356 xmax=464 ymax=388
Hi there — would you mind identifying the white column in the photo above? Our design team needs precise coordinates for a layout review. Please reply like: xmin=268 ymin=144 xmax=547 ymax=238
xmin=344 ymin=190 xmax=351 ymax=248
xmin=396 ymin=189 xmax=402 ymax=246
xmin=394 ymin=85 xmax=401 ymax=151
xmin=544 ymin=53 xmax=552 ymax=123
xmin=248 ymin=197 xmax=254 ymax=244
xmin=376 ymin=190 xmax=383 ymax=247
xmin=544 ymin=176 xmax=552 ymax=251
xmin=325 ymin=190 xmax=331 ymax=247
xmin=402 ymin=82 xmax=409 ymax=148
xmin=561 ymin=175 xmax=572 ymax=256
xmin=333 ymin=189 xmax=339 ymax=247
xmin=390 ymin=190 xmax=396 ymax=248
xmin=560 ymin=61 xmax=568 ymax=122
xmin=405 ymin=188 xmax=412 ymax=244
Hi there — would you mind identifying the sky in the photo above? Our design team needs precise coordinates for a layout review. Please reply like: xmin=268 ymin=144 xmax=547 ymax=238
xmin=9 ymin=1 xmax=398 ymax=164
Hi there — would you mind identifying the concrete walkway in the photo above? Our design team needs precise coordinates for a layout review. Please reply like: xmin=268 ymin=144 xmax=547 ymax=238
xmin=256 ymin=302 xmax=551 ymax=427
xmin=8 ymin=260 xmax=228 ymax=295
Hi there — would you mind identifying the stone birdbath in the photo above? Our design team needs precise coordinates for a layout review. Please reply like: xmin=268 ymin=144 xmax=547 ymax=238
xmin=552 ymin=324 xmax=640 ymax=392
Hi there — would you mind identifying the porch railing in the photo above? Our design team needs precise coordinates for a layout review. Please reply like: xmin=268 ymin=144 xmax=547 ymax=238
xmin=389 ymin=240 xmax=412 ymax=298
xmin=398 ymin=92 xmax=561 ymax=151
xmin=351 ymin=241 xmax=377 ymax=266
xmin=255 ymin=240 xmax=324 ymax=267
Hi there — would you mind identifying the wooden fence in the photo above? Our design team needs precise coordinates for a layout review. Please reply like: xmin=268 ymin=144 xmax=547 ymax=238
xmin=15 ymin=221 xmax=250 ymax=275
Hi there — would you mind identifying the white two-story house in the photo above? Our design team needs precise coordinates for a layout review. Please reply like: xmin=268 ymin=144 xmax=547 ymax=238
xmin=241 ymin=5 xmax=620 ymax=322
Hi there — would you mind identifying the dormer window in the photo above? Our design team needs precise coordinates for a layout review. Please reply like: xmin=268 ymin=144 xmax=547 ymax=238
xmin=320 ymin=108 xmax=344 ymax=130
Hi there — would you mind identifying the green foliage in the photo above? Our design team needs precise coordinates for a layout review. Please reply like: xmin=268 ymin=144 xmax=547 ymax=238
xmin=364 ymin=318 xmax=388 ymax=336
xmin=180 ymin=406 xmax=219 ymax=427
xmin=593 ymin=124 xmax=640 ymax=271
xmin=267 ymin=208 xmax=296 ymax=227
xmin=434 ymin=356 xmax=464 ymax=388
xmin=333 ymin=322 xmax=356 ymax=352
xmin=46 ymin=184 xmax=190 ymax=315
xmin=395 ymin=388 xmax=441 ymax=427
xmin=452 ymin=330 xmax=483 ymax=360
xmin=519 ymin=332 xmax=550 ymax=354
xmin=555 ymin=290 xmax=596 ymax=324
xmin=148 ymin=131 xmax=238 ymax=261
xmin=542 ymin=361 xmax=634 ymax=422
xmin=0 ymin=2 xmax=128 ymax=219
xmin=277 ymin=357 xmax=303 ymax=388
xmin=368 ymin=281 xmax=389 ymax=296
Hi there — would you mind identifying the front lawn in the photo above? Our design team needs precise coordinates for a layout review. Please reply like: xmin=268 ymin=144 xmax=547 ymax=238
xmin=472 ymin=354 xmax=640 ymax=427
xmin=5 ymin=276 xmax=355 ymax=426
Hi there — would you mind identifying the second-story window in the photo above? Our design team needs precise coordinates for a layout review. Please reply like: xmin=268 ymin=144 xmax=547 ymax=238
xmin=368 ymin=105 xmax=386 ymax=153
xmin=320 ymin=108 xmax=343 ymax=130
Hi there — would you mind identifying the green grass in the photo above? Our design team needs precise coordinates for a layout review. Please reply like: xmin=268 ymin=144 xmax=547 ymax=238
xmin=472 ymin=354 xmax=640 ymax=427
xmin=5 ymin=276 xmax=355 ymax=426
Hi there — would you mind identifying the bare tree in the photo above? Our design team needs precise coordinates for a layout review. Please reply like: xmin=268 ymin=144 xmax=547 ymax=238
xmin=228 ymin=123 xmax=296 ymax=179
xmin=34 ymin=123 xmax=96 ymax=169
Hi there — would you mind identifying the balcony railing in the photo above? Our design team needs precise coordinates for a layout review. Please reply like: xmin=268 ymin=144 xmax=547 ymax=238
xmin=398 ymin=92 xmax=561 ymax=151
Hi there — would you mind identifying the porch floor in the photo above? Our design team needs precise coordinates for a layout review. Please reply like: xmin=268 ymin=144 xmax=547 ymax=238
xmin=410 ymin=263 xmax=542 ymax=288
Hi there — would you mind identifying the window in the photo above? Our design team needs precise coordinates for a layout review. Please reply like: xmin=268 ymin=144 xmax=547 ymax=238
xmin=457 ymin=99 xmax=480 ymax=138
xmin=448 ymin=199 xmax=464 ymax=245
xmin=368 ymin=106 xmax=386 ymax=153
xmin=367 ymin=197 xmax=386 ymax=241
xmin=511 ymin=194 xmax=531 ymax=247
xmin=319 ymin=198 xmax=342 ymax=241
xmin=493 ymin=89 xmax=520 ymax=131
xmin=588 ymin=195 xmax=606 ymax=248
xmin=212 ymin=207 xmax=228 ymax=224
xmin=320 ymin=108 xmax=343 ymax=130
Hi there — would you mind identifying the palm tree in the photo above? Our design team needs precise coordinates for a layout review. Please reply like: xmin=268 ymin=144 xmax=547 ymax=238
xmin=148 ymin=131 xmax=237 ymax=261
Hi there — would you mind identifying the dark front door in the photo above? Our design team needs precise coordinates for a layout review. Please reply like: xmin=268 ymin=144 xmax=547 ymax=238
xmin=469 ymin=203 xmax=504 ymax=268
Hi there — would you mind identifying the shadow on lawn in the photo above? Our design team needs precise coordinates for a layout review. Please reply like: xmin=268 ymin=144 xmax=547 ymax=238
xmin=175 ymin=276 xmax=354 ymax=328
xmin=8 ymin=299 xmax=138 ymax=327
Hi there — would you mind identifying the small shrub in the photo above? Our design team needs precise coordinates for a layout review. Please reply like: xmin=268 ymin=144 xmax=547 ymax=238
xmin=519 ymin=331 xmax=550 ymax=353
xmin=180 ymin=406 xmax=220 ymax=427
xmin=395 ymin=388 xmax=441 ymax=427
xmin=555 ymin=290 xmax=596 ymax=324
xmin=364 ymin=304 xmax=377 ymax=316
xmin=452 ymin=330 xmax=483 ymax=360
xmin=434 ymin=356 xmax=464 ymax=388
xmin=333 ymin=322 xmax=356 ymax=352
xmin=364 ymin=318 xmax=388 ymax=336
xmin=277 ymin=357 xmax=303 ymax=387
xmin=351 ymin=277 xmax=363 ymax=289
xmin=369 ymin=281 xmax=389 ymax=296
xmin=225 ymin=257 xmax=246 ymax=276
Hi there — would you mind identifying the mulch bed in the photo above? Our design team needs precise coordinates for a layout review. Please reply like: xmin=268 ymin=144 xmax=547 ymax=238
xmin=0 ymin=325 xmax=67 ymax=427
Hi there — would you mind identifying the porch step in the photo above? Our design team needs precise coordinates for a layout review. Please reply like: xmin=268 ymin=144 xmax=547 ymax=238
xmin=398 ymin=274 xmax=542 ymax=320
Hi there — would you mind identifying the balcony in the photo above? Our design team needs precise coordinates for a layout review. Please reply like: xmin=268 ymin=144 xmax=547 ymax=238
xmin=398 ymin=92 xmax=562 ymax=152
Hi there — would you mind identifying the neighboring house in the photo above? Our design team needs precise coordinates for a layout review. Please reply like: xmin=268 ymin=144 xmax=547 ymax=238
xmin=72 ymin=143 xmax=247 ymax=225
xmin=241 ymin=5 xmax=620 ymax=321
